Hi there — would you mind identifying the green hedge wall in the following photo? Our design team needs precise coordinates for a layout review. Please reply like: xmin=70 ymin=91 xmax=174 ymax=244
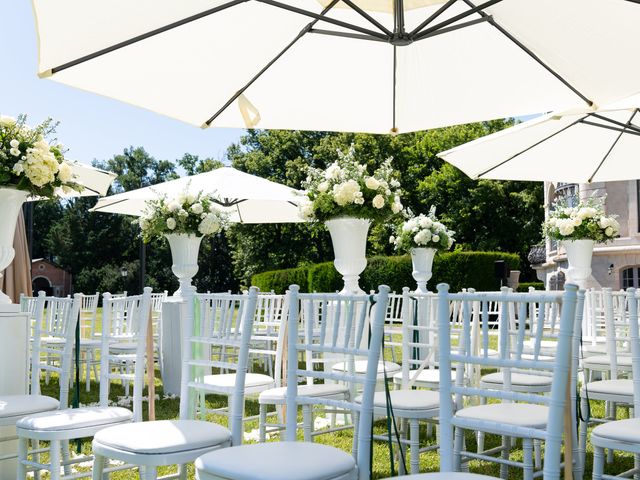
xmin=251 ymin=251 xmax=520 ymax=294
xmin=517 ymin=282 xmax=545 ymax=292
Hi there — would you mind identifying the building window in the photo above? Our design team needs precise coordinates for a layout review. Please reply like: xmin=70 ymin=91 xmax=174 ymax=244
xmin=550 ymin=183 xmax=579 ymax=252
xmin=622 ymin=267 xmax=640 ymax=288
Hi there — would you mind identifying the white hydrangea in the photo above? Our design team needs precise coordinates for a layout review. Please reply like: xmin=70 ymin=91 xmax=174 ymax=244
xmin=186 ymin=193 xmax=197 ymax=204
xmin=198 ymin=213 xmax=222 ymax=235
xmin=333 ymin=180 xmax=360 ymax=206
xmin=317 ymin=181 xmax=329 ymax=193
xmin=57 ymin=162 xmax=73 ymax=183
xmin=325 ymin=164 xmax=341 ymax=180
xmin=167 ymin=201 xmax=180 ymax=212
xmin=299 ymin=203 xmax=315 ymax=220
xmin=190 ymin=203 xmax=204 ymax=214
xmin=0 ymin=115 xmax=16 ymax=127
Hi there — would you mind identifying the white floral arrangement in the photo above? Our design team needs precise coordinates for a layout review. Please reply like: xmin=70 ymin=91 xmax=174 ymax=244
xmin=543 ymin=197 xmax=619 ymax=242
xmin=137 ymin=189 xmax=227 ymax=243
xmin=0 ymin=114 xmax=82 ymax=197
xmin=300 ymin=145 xmax=403 ymax=223
xmin=390 ymin=207 xmax=455 ymax=252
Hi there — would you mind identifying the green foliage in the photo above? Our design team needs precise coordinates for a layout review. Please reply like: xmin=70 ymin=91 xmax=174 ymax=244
xmin=252 ymin=251 xmax=520 ymax=293
xmin=517 ymin=282 xmax=545 ymax=292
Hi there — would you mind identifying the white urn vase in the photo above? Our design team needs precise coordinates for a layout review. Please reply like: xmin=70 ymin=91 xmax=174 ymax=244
xmin=165 ymin=233 xmax=203 ymax=298
xmin=562 ymin=239 xmax=595 ymax=289
xmin=410 ymin=247 xmax=436 ymax=294
xmin=0 ymin=188 xmax=30 ymax=304
xmin=325 ymin=217 xmax=371 ymax=295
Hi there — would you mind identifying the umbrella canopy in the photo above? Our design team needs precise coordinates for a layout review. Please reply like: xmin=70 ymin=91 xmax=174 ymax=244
xmin=31 ymin=0 xmax=640 ymax=134
xmin=90 ymin=167 xmax=305 ymax=223
xmin=438 ymin=94 xmax=640 ymax=183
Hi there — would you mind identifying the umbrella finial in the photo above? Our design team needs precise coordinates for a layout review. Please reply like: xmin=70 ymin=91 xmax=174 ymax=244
xmin=390 ymin=127 xmax=399 ymax=136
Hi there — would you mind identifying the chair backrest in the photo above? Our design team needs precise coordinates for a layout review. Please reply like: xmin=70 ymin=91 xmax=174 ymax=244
xmin=285 ymin=285 xmax=390 ymax=480
xmin=99 ymin=288 xmax=152 ymax=421
xmin=626 ymin=289 xmax=640 ymax=414
xmin=78 ymin=292 xmax=100 ymax=339
xmin=437 ymin=283 xmax=581 ymax=480
xmin=250 ymin=293 xmax=288 ymax=386
xmin=30 ymin=292 xmax=81 ymax=408
xmin=102 ymin=291 xmax=136 ymax=339
xmin=399 ymin=288 xmax=439 ymax=389
xmin=180 ymin=287 xmax=260 ymax=446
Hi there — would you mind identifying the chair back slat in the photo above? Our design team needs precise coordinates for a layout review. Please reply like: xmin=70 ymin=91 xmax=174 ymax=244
xmin=284 ymin=285 xmax=390 ymax=480
xmin=78 ymin=292 xmax=99 ymax=338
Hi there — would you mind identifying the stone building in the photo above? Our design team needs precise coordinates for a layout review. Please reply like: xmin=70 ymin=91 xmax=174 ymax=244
xmin=532 ymin=180 xmax=640 ymax=290
xmin=31 ymin=258 xmax=72 ymax=297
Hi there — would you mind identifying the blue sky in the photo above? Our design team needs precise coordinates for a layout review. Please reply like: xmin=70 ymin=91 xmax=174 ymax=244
xmin=0 ymin=1 xmax=245 ymax=166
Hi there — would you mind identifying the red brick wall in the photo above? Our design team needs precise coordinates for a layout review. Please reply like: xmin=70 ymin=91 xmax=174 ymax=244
xmin=31 ymin=260 xmax=72 ymax=296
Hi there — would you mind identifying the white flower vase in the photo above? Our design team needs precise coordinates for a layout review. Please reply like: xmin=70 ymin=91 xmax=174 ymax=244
xmin=165 ymin=233 xmax=203 ymax=298
xmin=410 ymin=247 xmax=436 ymax=294
xmin=0 ymin=189 xmax=29 ymax=304
xmin=325 ymin=217 xmax=371 ymax=295
xmin=562 ymin=239 xmax=595 ymax=289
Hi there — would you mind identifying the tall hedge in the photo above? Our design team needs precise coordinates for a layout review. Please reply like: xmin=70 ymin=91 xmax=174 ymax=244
xmin=251 ymin=251 xmax=520 ymax=294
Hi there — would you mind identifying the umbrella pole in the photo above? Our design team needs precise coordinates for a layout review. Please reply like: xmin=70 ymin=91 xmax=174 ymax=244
xmin=147 ymin=308 xmax=155 ymax=421
xmin=74 ymin=320 xmax=81 ymax=451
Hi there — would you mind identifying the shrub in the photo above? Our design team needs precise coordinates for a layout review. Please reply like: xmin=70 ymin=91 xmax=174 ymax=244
xmin=517 ymin=282 xmax=545 ymax=292
xmin=251 ymin=251 xmax=521 ymax=293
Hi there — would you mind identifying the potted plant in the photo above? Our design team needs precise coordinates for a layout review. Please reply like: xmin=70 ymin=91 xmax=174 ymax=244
xmin=543 ymin=197 xmax=619 ymax=287
xmin=301 ymin=145 xmax=403 ymax=294
xmin=0 ymin=115 xmax=82 ymax=304
xmin=138 ymin=189 xmax=227 ymax=297
xmin=390 ymin=207 xmax=455 ymax=293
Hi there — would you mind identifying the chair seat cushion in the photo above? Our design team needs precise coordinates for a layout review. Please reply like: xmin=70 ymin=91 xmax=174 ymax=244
xmin=259 ymin=384 xmax=348 ymax=404
xmin=583 ymin=379 xmax=633 ymax=397
xmin=79 ymin=339 xmax=101 ymax=347
xmin=582 ymin=343 xmax=607 ymax=355
xmin=196 ymin=441 xmax=355 ymax=480
xmin=203 ymin=373 xmax=274 ymax=390
xmin=0 ymin=395 xmax=59 ymax=421
xmin=331 ymin=360 xmax=401 ymax=375
xmin=455 ymin=403 xmax=549 ymax=429
xmin=109 ymin=342 xmax=137 ymax=352
xmin=94 ymin=420 xmax=231 ymax=454
xmin=393 ymin=369 xmax=456 ymax=386
xmin=481 ymin=372 xmax=552 ymax=387
xmin=356 ymin=389 xmax=440 ymax=412
xmin=592 ymin=418 xmax=640 ymax=444
xmin=16 ymin=407 xmax=132 ymax=431
xmin=584 ymin=355 xmax=632 ymax=368
xmin=380 ymin=474 xmax=498 ymax=480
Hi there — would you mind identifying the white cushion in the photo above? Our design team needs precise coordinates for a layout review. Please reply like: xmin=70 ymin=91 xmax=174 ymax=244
xmin=380 ymin=474 xmax=496 ymax=480
xmin=356 ymin=389 xmax=439 ymax=412
xmin=584 ymin=355 xmax=632 ymax=368
xmin=196 ymin=441 xmax=355 ymax=480
xmin=481 ymin=372 xmax=552 ymax=387
xmin=394 ymin=369 xmax=456 ymax=386
xmin=455 ymin=404 xmax=549 ymax=429
xmin=592 ymin=418 xmax=640 ymax=443
xmin=109 ymin=342 xmax=137 ymax=351
xmin=583 ymin=379 xmax=633 ymax=397
xmin=0 ymin=395 xmax=59 ymax=421
xmin=17 ymin=407 xmax=132 ymax=431
xmin=582 ymin=344 xmax=607 ymax=355
xmin=79 ymin=339 xmax=101 ymax=347
xmin=94 ymin=420 xmax=231 ymax=454
xmin=203 ymin=373 xmax=274 ymax=390
xmin=259 ymin=384 xmax=348 ymax=404
xmin=331 ymin=360 xmax=401 ymax=375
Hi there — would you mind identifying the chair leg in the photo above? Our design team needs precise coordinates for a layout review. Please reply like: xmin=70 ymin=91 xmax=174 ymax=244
xmin=453 ymin=427 xmax=463 ymax=471
xmin=17 ymin=437 xmax=28 ymax=479
xmin=593 ymin=446 xmax=605 ymax=480
xmin=523 ymin=438 xmax=534 ymax=480
xmin=142 ymin=465 xmax=157 ymax=480
xmin=259 ymin=403 xmax=268 ymax=442
xmin=178 ymin=463 xmax=187 ymax=480
xmin=92 ymin=454 xmax=105 ymax=480
xmin=61 ymin=440 xmax=72 ymax=476
xmin=85 ymin=350 xmax=91 ymax=392
xmin=500 ymin=436 xmax=509 ymax=479
xmin=302 ymin=405 xmax=313 ymax=442
xmin=578 ymin=396 xmax=589 ymax=479
xmin=31 ymin=438 xmax=41 ymax=480
xmin=477 ymin=396 xmax=486 ymax=453
xmin=410 ymin=418 xmax=420 ymax=475
xmin=534 ymin=439 xmax=542 ymax=470
xmin=49 ymin=439 xmax=61 ymax=480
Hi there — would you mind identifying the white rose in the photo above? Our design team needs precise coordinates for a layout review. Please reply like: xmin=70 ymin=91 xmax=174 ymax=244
xmin=325 ymin=164 xmax=341 ymax=180
xmin=391 ymin=201 xmax=402 ymax=214
xmin=167 ymin=201 xmax=180 ymax=212
xmin=10 ymin=147 xmax=20 ymax=156
xmin=372 ymin=194 xmax=385 ymax=209
xmin=186 ymin=193 xmax=197 ymax=204
xmin=190 ymin=203 xmax=204 ymax=214
xmin=177 ymin=192 xmax=187 ymax=204
xmin=419 ymin=217 xmax=429 ymax=228
xmin=9 ymin=139 xmax=19 ymax=148
xmin=354 ymin=197 xmax=365 ymax=205
xmin=573 ymin=217 xmax=582 ymax=226
xmin=317 ymin=181 xmax=329 ymax=193
xmin=402 ymin=222 xmax=412 ymax=232
xmin=448 ymin=238 xmax=454 ymax=248
xmin=365 ymin=177 xmax=380 ymax=190
xmin=605 ymin=226 xmax=614 ymax=237
xmin=57 ymin=162 xmax=73 ymax=183
xmin=390 ymin=179 xmax=400 ymax=188
xmin=166 ymin=218 xmax=177 ymax=230
xmin=432 ymin=234 xmax=440 ymax=243
xmin=0 ymin=115 xmax=16 ymax=127
xmin=389 ymin=236 xmax=395 ymax=244
xmin=12 ymin=162 xmax=24 ymax=175
xmin=178 ymin=209 xmax=189 ymax=218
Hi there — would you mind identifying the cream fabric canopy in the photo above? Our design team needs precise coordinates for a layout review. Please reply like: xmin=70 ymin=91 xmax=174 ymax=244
xmin=438 ymin=93 xmax=640 ymax=183
xmin=90 ymin=167 xmax=305 ymax=223
xmin=31 ymin=0 xmax=640 ymax=134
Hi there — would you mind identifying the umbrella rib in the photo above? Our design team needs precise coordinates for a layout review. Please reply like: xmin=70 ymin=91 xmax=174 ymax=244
xmin=413 ymin=0 xmax=503 ymax=41
xmin=413 ymin=16 xmax=492 ymax=42
xmin=409 ymin=0 xmax=458 ymax=37
xmin=476 ymin=114 xmax=589 ymax=179
xmin=590 ymin=113 xmax=640 ymax=135
xmin=588 ymin=109 xmax=639 ymax=183
xmin=340 ymin=0 xmax=393 ymax=36
xmin=203 ymin=0 xmax=341 ymax=128
xmin=579 ymin=120 xmax=640 ymax=137
xmin=45 ymin=0 xmax=248 ymax=76
xmin=460 ymin=0 xmax=594 ymax=107
xmin=308 ymin=28 xmax=386 ymax=42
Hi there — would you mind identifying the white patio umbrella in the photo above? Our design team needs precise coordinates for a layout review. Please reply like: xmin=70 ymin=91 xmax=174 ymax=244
xmin=438 ymin=92 xmax=640 ymax=183
xmin=31 ymin=0 xmax=640 ymax=134
xmin=90 ymin=167 xmax=305 ymax=223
